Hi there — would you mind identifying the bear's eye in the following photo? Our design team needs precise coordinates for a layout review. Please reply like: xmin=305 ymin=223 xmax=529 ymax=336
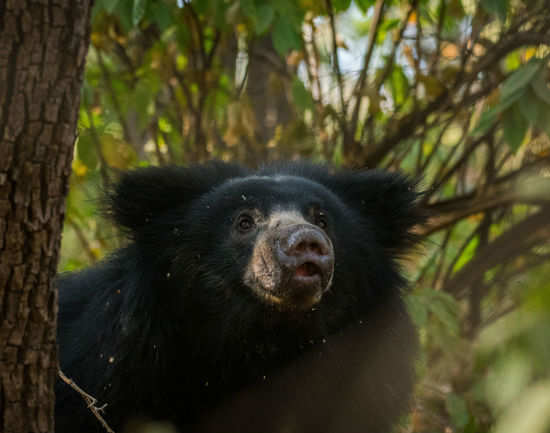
xmin=237 ymin=214 xmax=255 ymax=232
xmin=315 ymin=211 xmax=328 ymax=230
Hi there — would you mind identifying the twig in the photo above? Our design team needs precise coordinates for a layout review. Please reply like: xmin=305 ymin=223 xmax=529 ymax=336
xmin=66 ymin=217 xmax=97 ymax=264
xmin=96 ymin=51 xmax=133 ymax=146
xmin=349 ymin=0 xmax=385 ymax=137
xmin=58 ymin=369 xmax=116 ymax=433
xmin=363 ymin=26 xmax=550 ymax=167
xmin=429 ymin=0 xmax=446 ymax=74
xmin=83 ymin=103 xmax=112 ymax=188
xmin=430 ymin=227 xmax=452 ymax=290
xmin=373 ymin=1 xmax=418 ymax=95
xmin=442 ymin=206 xmax=550 ymax=297
xmin=325 ymin=0 xmax=347 ymax=117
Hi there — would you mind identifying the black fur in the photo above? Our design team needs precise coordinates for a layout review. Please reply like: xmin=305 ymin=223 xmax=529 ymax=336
xmin=56 ymin=161 xmax=424 ymax=433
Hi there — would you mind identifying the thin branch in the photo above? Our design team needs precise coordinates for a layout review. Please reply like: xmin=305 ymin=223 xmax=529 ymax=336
xmin=363 ymin=27 xmax=550 ymax=167
xmin=442 ymin=206 xmax=550 ymax=297
xmin=349 ymin=0 xmax=385 ymax=136
xmin=325 ymin=0 xmax=347 ymax=125
xmin=58 ymin=369 xmax=115 ymax=433
xmin=424 ymin=127 xmax=496 ymax=203
xmin=373 ymin=1 xmax=417 ymax=95
xmin=206 ymin=30 xmax=221 ymax=67
xmin=429 ymin=0 xmax=446 ymax=74
xmin=96 ymin=50 xmax=133 ymax=146
xmin=430 ymin=227 xmax=453 ymax=290
xmin=185 ymin=3 xmax=206 ymax=67
xmin=309 ymin=20 xmax=324 ymax=105
xmin=467 ymin=210 xmax=491 ymax=337
xmin=66 ymin=217 xmax=97 ymax=264
xmin=440 ymin=225 xmax=479 ymax=287
xmin=83 ymin=103 xmax=112 ymax=187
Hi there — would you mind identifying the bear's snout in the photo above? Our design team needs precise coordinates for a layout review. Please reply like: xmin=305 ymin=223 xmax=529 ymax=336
xmin=245 ymin=222 xmax=334 ymax=311
xmin=276 ymin=224 xmax=334 ymax=291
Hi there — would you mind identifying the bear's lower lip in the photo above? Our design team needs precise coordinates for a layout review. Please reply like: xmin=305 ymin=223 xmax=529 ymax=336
xmin=261 ymin=290 xmax=322 ymax=311
xmin=291 ymin=273 xmax=322 ymax=286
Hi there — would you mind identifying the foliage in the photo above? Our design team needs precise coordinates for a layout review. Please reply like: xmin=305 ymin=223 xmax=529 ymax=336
xmin=61 ymin=0 xmax=550 ymax=431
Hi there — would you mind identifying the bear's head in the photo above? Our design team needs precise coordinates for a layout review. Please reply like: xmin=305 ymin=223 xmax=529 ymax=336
xmin=104 ymin=161 xmax=423 ymax=330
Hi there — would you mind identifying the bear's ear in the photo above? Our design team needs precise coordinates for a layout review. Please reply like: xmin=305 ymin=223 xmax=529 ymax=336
xmin=330 ymin=170 xmax=426 ymax=252
xmin=103 ymin=161 xmax=247 ymax=233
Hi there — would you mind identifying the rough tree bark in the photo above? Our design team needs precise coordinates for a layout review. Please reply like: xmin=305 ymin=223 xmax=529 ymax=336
xmin=0 ymin=1 xmax=92 ymax=432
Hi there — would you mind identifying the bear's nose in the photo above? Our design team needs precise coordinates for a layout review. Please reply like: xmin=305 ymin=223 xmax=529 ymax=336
xmin=276 ymin=225 xmax=334 ymax=286
xmin=283 ymin=226 xmax=330 ymax=257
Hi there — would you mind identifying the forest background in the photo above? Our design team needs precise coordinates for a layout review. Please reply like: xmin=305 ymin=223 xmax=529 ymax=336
xmin=59 ymin=0 xmax=550 ymax=432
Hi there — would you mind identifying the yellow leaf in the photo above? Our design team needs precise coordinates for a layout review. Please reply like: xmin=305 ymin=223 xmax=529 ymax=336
xmin=441 ymin=43 xmax=459 ymax=59
xmin=287 ymin=51 xmax=304 ymax=67
xmin=72 ymin=159 xmax=88 ymax=177
xmin=236 ymin=23 xmax=247 ymax=34
xmin=524 ymin=47 xmax=537 ymax=61
xmin=90 ymin=32 xmax=104 ymax=48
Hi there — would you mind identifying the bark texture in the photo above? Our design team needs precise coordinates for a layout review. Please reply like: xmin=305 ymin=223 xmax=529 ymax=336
xmin=0 ymin=1 xmax=92 ymax=432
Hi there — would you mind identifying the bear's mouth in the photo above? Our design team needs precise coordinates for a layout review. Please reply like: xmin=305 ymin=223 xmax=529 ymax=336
xmin=253 ymin=253 xmax=333 ymax=312
xmin=295 ymin=262 xmax=322 ymax=278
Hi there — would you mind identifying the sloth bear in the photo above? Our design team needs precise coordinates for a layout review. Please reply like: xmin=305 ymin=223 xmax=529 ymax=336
xmin=55 ymin=161 xmax=424 ymax=433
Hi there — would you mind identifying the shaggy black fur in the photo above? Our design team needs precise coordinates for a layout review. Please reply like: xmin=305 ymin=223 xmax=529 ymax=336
xmin=55 ymin=161 xmax=424 ymax=433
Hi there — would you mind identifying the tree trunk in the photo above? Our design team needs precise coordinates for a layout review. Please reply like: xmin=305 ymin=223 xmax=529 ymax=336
xmin=0 ymin=1 xmax=92 ymax=432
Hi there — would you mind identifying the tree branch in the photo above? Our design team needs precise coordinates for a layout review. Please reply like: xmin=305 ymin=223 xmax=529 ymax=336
xmin=442 ymin=206 xmax=550 ymax=297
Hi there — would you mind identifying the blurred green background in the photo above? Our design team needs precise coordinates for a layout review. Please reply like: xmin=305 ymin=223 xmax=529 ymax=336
xmin=60 ymin=0 xmax=550 ymax=432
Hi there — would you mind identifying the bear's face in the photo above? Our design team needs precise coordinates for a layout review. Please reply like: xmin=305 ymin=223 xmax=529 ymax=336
xmin=183 ymin=175 xmax=344 ymax=311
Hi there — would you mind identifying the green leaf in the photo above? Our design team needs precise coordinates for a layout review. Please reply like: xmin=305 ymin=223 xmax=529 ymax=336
xmin=389 ymin=66 xmax=409 ymax=106
xmin=531 ymin=69 xmax=550 ymax=105
xmin=240 ymin=0 xmax=256 ymax=19
xmin=505 ymin=50 xmax=521 ymax=71
xmin=446 ymin=393 xmax=470 ymax=429
xmin=429 ymin=296 xmax=459 ymax=335
xmin=292 ymin=78 xmax=314 ymax=112
xmin=356 ymin=0 xmax=376 ymax=13
xmin=114 ymin=0 xmax=134 ymax=31
xmin=502 ymin=104 xmax=528 ymax=152
xmin=518 ymin=88 xmax=541 ymax=125
xmin=501 ymin=60 xmax=542 ymax=100
xmin=150 ymin=1 xmax=174 ymax=31
xmin=104 ymin=0 xmax=121 ymax=14
xmin=272 ymin=16 xmax=302 ymax=55
xmin=377 ymin=18 xmax=400 ymax=43
xmin=333 ymin=0 xmax=352 ymax=12
xmin=254 ymin=4 xmax=275 ymax=34
xmin=132 ymin=0 xmax=147 ymax=27
xmin=431 ymin=290 xmax=460 ymax=311
xmin=534 ymin=101 xmax=550 ymax=138
xmin=76 ymin=134 xmax=99 ymax=169
xmin=472 ymin=106 xmax=499 ymax=137
xmin=472 ymin=75 xmax=531 ymax=137
xmin=480 ymin=0 xmax=509 ymax=20
xmin=452 ymin=236 xmax=479 ymax=273
xmin=405 ymin=294 xmax=429 ymax=328
xmin=273 ymin=0 xmax=304 ymax=28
